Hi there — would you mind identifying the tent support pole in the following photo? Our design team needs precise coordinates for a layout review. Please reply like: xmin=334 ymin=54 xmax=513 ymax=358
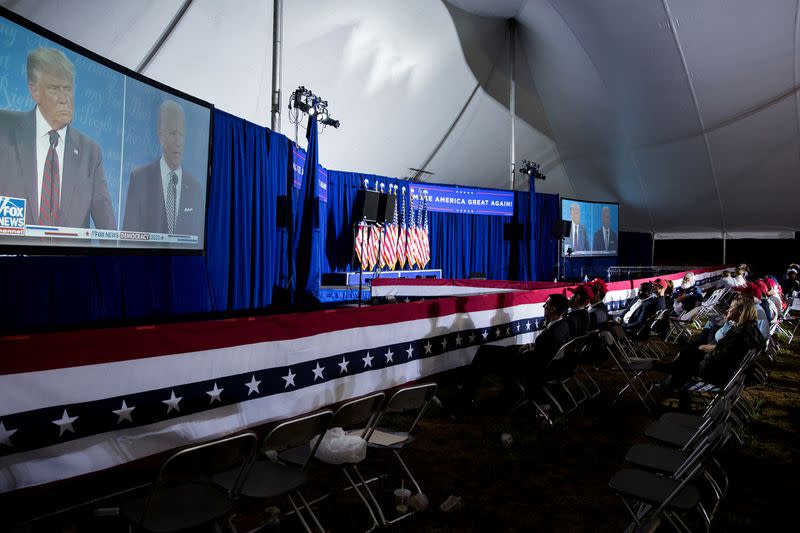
xmin=509 ymin=18 xmax=516 ymax=190
xmin=136 ymin=0 xmax=194 ymax=74
xmin=651 ymin=232 xmax=655 ymax=266
xmin=722 ymin=232 xmax=727 ymax=264
xmin=270 ymin=0 xmax=283 ymax=132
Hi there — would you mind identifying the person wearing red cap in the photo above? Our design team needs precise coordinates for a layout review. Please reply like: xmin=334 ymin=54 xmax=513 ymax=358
xmin=754 ymin=279 xmax=779 ymax=327
xmin=764 ymin=277 xmax=785 ymax=315
xmin=733 ymin=282 xmax=771 ymax=339
xmin=587 ymin=278 xmax=609 ymax=329
xmin=566 ymin=283 xmax=593 ymax=337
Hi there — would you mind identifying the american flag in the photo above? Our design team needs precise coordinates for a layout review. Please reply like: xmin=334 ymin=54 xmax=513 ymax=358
xmin=354 ymin=223 xmax=369 ymax=269
xmin=381 ymin=185 xmax=399 ymax=270
xmin=406 ymin=194 xmax=418 ymax=268
xmin=409 ymin=193 xmax=424 ymax=268
xmin=397 ymin=187 xmax=408 ymax=269
xmin=419 ymin=192 xmax=430 ymax=268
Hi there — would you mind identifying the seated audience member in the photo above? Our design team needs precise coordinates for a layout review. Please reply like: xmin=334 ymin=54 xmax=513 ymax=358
xmin=566 ymin=284 xmax=593 ymax=337
xmin=765 ymin=277 xmax=786 ymax=313
xmin=659 ymin=297 xmax=762 ymax=391
xmin=461 ymin=294 xmax=572 ymax=407
xmin=649 ymin=279 xmax=672 ymax=337
xmin=781 ymin=268 xmax=799 ymax=296
xmin=620 ymin=282 xmax=663 ymax=338
xmin=587 ymin=278 xmax=609 ymax=329
xmin=755 ymin=279 xmax=779 ymax=326
xmin=672 ymin=272 xmax=703 ymax=316
xmin=717 ymin=270 xmax=738 ymax=289
xmin=734 ymin=282 xmax=771 ymax=340
xmin=733 ymin=268 xmax=747 ymax=287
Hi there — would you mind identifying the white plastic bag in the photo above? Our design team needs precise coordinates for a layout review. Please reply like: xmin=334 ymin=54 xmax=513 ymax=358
xmin=312 ymin=427 xmax=367 ymax=464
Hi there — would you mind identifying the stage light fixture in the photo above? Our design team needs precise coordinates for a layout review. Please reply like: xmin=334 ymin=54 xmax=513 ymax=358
xmin=287 ymin=86 xmax=341 ymax=133
xmin=519 ymin=159 xmax=546 ymax=181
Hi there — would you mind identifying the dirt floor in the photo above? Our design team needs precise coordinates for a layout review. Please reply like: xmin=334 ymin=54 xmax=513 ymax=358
xmin=7 ymin=336 xmax=800 ymax=532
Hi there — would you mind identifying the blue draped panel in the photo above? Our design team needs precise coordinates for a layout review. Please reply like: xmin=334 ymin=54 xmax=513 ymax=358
xmin=206 ymin=110 xmax=288 ymax=311
xmin=291 ymin=117 xmax=323 ymax=306
xmin=533 ymin=192 xmax=560 ymax=282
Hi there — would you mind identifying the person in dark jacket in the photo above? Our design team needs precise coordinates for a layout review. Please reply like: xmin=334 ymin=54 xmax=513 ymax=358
xmin=659 ymin=297 xmax=762 ymax=390
xmin=671 ymin=272 xmax=703 ymax=316
xmin=461 ymin=294 xmax=572 ymax=407
xmin=566 ymin=283 xmax=593 ymax=337
xmin=587 ymin=278 xmax=609 ymax=330
xmin=620 ymin=282 xmax=664 ymax=338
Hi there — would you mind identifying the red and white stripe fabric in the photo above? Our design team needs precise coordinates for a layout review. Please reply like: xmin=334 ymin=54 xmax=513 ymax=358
xmin=0 ymin=266 xmax=728 ymax=494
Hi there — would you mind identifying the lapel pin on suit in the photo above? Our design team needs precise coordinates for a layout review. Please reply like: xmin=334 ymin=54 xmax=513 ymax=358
xmin=73 ymin=148 xmax=79 ymax=155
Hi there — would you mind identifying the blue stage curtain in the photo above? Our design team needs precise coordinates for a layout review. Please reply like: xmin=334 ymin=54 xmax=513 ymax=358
xmin=533 ymin=192 xmax=560 ymax=282
xmin=207 ymin=109 xmax=288 ymax=311
xmin=291 ymin=117 xmax=323 ymax=306
xmin=427 ymin=211 xmax=511 ymax=279
xmin=325 ymin=171 xmax=513 ymax=280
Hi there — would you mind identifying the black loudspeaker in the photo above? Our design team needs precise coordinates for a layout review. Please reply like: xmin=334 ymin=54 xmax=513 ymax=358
xmin=504 ymin=222 xmax=523 ymax=241
xmin=377 ymin=193 xmax=396 ymax=224
xmin=552 ymin=219 xmax=571 ymax=239
xmin=354 ymin=189 xmax=380 ymax=223
xmin=276 ymin=195 xmax=289 ymax=228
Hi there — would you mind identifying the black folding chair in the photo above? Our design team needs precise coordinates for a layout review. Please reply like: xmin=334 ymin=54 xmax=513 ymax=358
xmin=120 ymin=432 xmax=258 ymax=533
xmin=354 ymin=383 xmax=438 ymax=527
xmin=214 ymin=410 xmax=333 ymax=533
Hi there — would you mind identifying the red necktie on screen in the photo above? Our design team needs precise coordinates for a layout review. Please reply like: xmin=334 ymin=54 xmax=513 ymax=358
xmin=39 ymin=130 xmax=61 ymax=225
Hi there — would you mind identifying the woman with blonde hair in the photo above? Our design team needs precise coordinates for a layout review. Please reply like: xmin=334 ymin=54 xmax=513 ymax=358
xmin=658 ymin=296 xmax=762 ymax=392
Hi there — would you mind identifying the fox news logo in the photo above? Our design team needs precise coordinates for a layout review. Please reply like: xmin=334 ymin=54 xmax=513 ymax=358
xmin=0 ymin=196 xmax=26 ymax=235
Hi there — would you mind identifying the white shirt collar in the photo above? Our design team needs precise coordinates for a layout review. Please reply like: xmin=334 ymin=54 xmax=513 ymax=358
xmin=35 ymin=106 xmax=68 ymax=141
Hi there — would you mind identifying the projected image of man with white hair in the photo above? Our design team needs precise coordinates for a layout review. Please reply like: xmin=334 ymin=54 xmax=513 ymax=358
xmin=0 ymin=47 xmax=116 ymax=229
xmin=123 ymin=100 xmax=204 ymax=238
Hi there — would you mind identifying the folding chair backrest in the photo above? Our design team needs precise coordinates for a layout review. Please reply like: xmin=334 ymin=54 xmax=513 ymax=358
xmin=674 ymin=421 xmax=730 ymax=479
xmin=261 ymin=410 xmax=334 ymax=460
xmin=679 ymin=306 xmax=704 ymax=322
xmin=156 ymin=432 xmax=258 ymax=487
xmin=332 ymin=392 xmax=385 ymax=438
xmin=369 ymin=382 xmax=437 ymax=437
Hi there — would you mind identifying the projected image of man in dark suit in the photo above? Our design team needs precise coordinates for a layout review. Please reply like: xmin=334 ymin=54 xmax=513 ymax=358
xmin=592 ymin=206 xmax=617 ymax=252
xmin=123 ymin=100 xmax=203 ymax=236
xmin=0 ymin=48 xmax=115 ymax=229
xmin=567 ymin=202 xmax=588 ymax=252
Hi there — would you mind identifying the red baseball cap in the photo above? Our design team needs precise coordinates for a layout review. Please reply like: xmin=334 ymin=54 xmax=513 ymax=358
xmin=734 ymin=281 xmax=762 ymax=299
xmin=755 ymin=280 xmax=769 ymax=295
xmin=590 ymin=278 xmax=608 ymax=296
xmin=568 ymin=283 xmax=594 ymax=301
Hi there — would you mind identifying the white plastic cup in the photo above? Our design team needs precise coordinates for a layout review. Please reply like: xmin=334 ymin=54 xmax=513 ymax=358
xmin=394 ymin=488 xmax=411 ymax=513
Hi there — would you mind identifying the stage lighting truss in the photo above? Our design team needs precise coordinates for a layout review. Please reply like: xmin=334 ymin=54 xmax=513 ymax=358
xmin=288 ymin=86 xmax=341 ymax=131
xmin=519 ymin=159 xmax=546 ymax=180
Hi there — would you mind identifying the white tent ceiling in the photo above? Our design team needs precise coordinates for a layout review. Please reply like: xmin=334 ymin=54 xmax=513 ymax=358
xmin=3 ymin=0 xmax=799 ymax=234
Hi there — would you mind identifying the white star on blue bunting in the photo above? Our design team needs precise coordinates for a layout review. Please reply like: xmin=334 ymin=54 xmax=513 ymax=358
xmin=245 ymin=375 xmax=261 ymax=396
xmin=52 ymin=409 xmax=78 ymax=437
xmin=112 ymin=400 xmax=135 ymax=424
xmin=163 ymin=391 xmax=182 ymax=414
xmin=312 ymin=362 xmax=325 ymax=380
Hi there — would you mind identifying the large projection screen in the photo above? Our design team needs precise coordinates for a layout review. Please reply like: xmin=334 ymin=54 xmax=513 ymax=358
xmin=0 ymin=8 xmax=212 ymax=253
xmin=560 ymin=197 xmax=620 ymax=258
